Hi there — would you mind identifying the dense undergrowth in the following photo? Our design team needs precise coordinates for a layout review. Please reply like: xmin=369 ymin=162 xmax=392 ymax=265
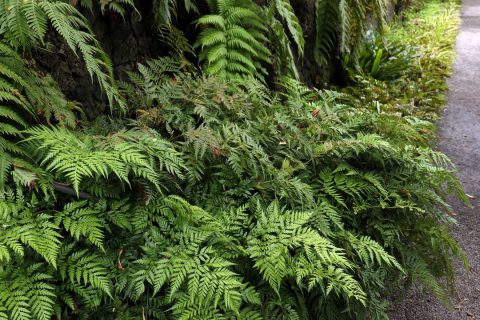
xmin=344 ymin=1 xmax=460 ymax=122
xmin=0 ymin=0 xmax=465 ymax=319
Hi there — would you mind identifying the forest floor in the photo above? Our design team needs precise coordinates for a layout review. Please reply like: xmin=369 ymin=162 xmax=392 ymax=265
xmin=390 ymin=0 xmax=480 ymax=318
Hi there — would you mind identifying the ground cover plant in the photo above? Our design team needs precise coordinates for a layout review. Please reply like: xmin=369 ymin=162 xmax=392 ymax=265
xmin=344 ymin=0 xmax=461 ymax=122
xmin=0 ymin=0 xmax=465 ymax=319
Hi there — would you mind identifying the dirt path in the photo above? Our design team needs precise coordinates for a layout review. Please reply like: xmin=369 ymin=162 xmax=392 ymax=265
xmin=390 ymin=0 xmax=480 ymax=319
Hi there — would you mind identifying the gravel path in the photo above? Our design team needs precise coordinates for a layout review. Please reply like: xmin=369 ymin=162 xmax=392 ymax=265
xmin=390 ymin=0 xmax=480 ymax=319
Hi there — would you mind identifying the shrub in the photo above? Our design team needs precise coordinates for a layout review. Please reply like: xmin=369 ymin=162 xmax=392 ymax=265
xmin=0 ymin=59 xmax=466 ymax=318
xmin=0 ymin=0 xmax=466 ymax=319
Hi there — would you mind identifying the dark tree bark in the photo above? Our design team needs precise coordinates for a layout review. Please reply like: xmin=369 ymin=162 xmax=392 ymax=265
xmin=33 ymin=0 xmax=404 ymax=115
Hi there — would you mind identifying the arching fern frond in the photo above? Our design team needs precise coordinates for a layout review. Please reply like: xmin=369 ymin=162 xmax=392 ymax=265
xmin=194 ymin=0 xmax=271 ymax=79
xmin=314 ymin=0 xmax=389 ymax=66
xmin=0 ymin=42 xmax=75 ymax=193
xmin=273 ymin=0 xmax=304 ymax=56
xmin=0 ymin=0 xmax=124 ymax=109
xmin=265 ymin=7 xmax=300 ymax=79
xmin=24 ymin=126 xmax=185 ymax=196
xmin=153 ymin=0 xmax=198 ymax=25
xmin=0 ymin=191 xmax=61 ymax=266
xmin=0 ymin=263 xmax=56 ymax=320
xmin=315 ymin=0 xmax=340 ymax=66
xmin=79 ymin=0 xmax=138 ymax=17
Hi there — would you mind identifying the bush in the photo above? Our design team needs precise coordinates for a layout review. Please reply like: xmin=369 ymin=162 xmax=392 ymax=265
xmin=0 ymin=0 xmax=465 ymax=319
xmin=0 ymin=60 xmax=466 ymax=318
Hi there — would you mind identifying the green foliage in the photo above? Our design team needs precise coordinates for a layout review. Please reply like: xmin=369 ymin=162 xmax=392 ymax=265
xmin=153 ymin=0 xmax=199 ymax=25
xmin=78 ymin=0 xmax=138 ymax=17
xmin=315 ymin=0 xmax=388 ymax=66
xmin=0 ymin=0 xmax=124 ymax=109
xmin=24 ymin=125 xmax=185 ymax=195
xmin=0 ymin=0 xmax=466 ymax=319
xmin=343 ymin=31 xmax=418 ymax=81
xmin=344 ymin=0 xmax=460 ymax=120
xmin=0 ymin=43 xmax=33 ymax=191
xmin=151 ymin=0 xmax=393 ymax=76
xmin=272 ymin=0 xmax=304 ymax=56
xmin=194 ymin=0 xmax=271 ymax=79
xmin=0 ymin=41 xmax=76 ymax=193
xmin=0 ymin=192 xmax=61 ymax=266
xmin=125 ymin=64 xmax=464 ymax=318
xmin=314 ymin=0 xmax=339 ymax=66
xmin=269 ymin=19 xmax=298 ymax=79
xmin=0 ymin=263 xmax=56 ymax=320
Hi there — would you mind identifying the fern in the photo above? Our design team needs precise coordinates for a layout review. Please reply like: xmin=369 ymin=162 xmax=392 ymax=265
xmin=194 ymin=0 xmax=271 ymax=79
xmin=56 ymin=201 xmax=105 ymax=249
xmin=0 ymin=4 xmax=466 ymax=317
xmin=0 ymin=41 xmax=77 ymax=195
xmin=315 ymin=0 xmax=340 ymax=66
xmin=0 ymin=69 xmax=466 ymax=319
xmin=0 ymin=192 xmax=61 ymax=266
xmin=58 ymin=246 xmax=113 ymax=297
xmin=247 ymin=201 xmax=365 ymax=302
xmin=0 ymin=43 xmax=32 ymax=191
xmin=265 ymin=7 xmax=300 ymax=79
xmin=314 ymin=0 xmax=388 ymax=66
xmin=0 ymin=0 xmax=124 ymax=109
xmin=24 ymin=126 xmax=185 ymax=196
xmin=127 ymin=70 xmax=465 ymax=318
xmin=78 ymin=0 xmax=138 ymax=17
xmin=153 ymin=0 xmax=198 ymax=25
xmin=273 ymin=0 xmax=304 ymax=56
xmin=0 ymin=264 xmax=56 ymax=320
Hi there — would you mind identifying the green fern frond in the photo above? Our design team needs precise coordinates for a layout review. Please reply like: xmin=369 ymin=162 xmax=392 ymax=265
xmin=315 ymin=0 xmax=339 ymax=66
xmin=0 ymin=193 xmax=61 ymax=266
xmin=0 ymin=264 xmax=56 ymax=320
xmin=195 ymin=0 xmax=271 ymax=79
xmin=58 ymin=246 xmax=113 ymax=297
xmin=0 ymin=0 xmax=125 ymax=109
xmin=274 ymin=0 xmax=304 ymax=56
xmin=24 ymin=126 xmax=185 ymax=195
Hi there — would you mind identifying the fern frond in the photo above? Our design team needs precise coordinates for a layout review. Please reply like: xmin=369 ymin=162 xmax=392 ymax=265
xmin=274 ymin=0 xmax=304 ymax=55
xmin=0 ymin=264 xmax=56 ymax=320
xmin=0 ymin=0 xmax=124 ymax=109
xmin=315 ymin=0 xmax=339 ymax=66
xmin=0 ymin=194 xmax=61 ymax=266
xmin=195 ymin=0 xmax=271 ymax=79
